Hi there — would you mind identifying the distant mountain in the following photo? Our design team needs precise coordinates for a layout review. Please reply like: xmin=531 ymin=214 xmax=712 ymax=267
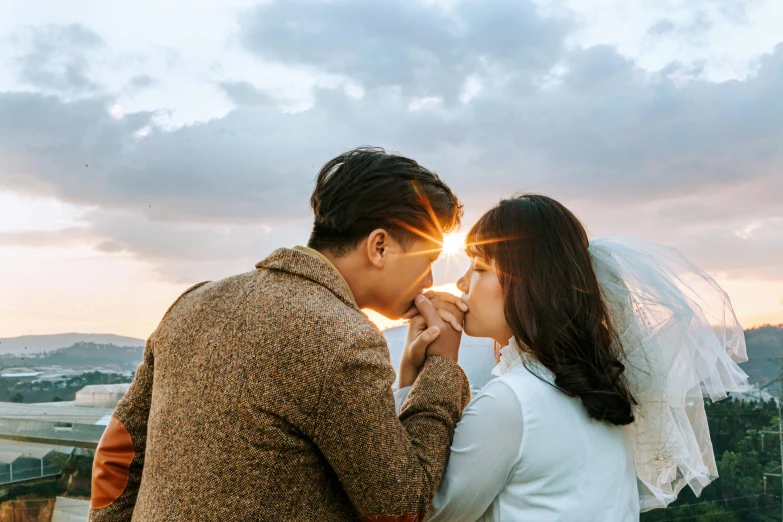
xmin=0 ymin=333 xmax=145 ymax=355
xmin=0 ymin=341 xmax=144 ymax=371
xmin=739 ymin=324 xmax=783 ymax=390
xmin=2 ymin=325 xmax=777 ymax=389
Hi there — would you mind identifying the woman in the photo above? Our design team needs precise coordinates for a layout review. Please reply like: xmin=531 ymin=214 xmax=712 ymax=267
xmin=397 ymin=194 xmax=748 ymax=521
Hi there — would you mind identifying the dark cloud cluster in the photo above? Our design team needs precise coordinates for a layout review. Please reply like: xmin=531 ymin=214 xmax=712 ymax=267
xmin=1 ymin=1 xmax=782 ymax=283
xmin=239 ymin=0 xmax=572 ymax=102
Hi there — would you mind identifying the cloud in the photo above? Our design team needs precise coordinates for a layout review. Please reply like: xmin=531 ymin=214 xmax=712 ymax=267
xmin=646 ymin=11 xmax=713 ymax=44
xmin=219 ymin=81 xmax=273 ymax=107
xmin=128 ymin=74 xmax=155 ymax=89
xmin=239 ymin=0 xmax=572 ymax=101
xmin=2 ymin=4 xmax=783 ymax=284
xmin=677 ymin=220 xmax=783 ymax=279
xmin=0 ymin=227 xmax=94 ymax=248
xmin=15 ymin=24 xmax=104 ymax=95
xmin=648 ymin=19 xmax=676 ymax=36
xmin=712 ymin=0 xmax=761 ymax=24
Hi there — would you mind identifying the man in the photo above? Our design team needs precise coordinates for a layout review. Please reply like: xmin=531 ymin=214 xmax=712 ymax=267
xmin=88 ymin=147 xmax=471 ymax=521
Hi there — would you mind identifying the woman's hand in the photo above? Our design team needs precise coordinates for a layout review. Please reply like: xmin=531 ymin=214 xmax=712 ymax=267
xmin=402 ymin=291 xmax=468 ymax=332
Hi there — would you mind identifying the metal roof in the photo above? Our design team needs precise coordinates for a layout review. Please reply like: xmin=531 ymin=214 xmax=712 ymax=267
xmin=0 ymin=401 xmax=114 ymax=424
xmin=0 ymin=440 xmax=73 ymax=458
xmin=0 ymin=451 xmax=22 ymax=463
xmin=76 ymin=384 xmax=131 ymax=394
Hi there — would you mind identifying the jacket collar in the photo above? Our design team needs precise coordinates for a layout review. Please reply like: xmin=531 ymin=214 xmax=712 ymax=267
xmin=256 ymin=248 xmax=358 ymax=310
xmin=291 ymin=246 xmax=355 ymax=303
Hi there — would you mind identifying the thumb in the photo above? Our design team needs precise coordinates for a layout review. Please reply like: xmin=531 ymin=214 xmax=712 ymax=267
xmin=413 ymin=294 xmax=443 ymax=327
xmin=410 ymin=325 xmax=440 ymax=352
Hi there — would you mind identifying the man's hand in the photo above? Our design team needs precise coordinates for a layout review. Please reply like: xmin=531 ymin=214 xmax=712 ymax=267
xmin=398 ymin=293 xmax=467 ymax=389
xmin=399 ymin=312 xmax=441 ymax=390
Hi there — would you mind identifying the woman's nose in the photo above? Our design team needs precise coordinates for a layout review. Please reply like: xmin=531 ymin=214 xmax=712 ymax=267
xmin=457 ymin=271 xmax=470 ymax=293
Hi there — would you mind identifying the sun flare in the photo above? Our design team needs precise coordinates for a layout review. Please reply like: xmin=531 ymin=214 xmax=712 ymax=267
xmin=441 ymin=233 xmax=466 ymax=255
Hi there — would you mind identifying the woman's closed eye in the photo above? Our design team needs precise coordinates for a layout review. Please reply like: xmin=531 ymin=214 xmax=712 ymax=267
xmin=473 ymin=259 xmax=492 ymax=272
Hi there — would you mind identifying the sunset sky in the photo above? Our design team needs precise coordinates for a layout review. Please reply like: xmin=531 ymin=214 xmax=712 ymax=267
xmin=1 ymin=0 xmax=782 ymax=339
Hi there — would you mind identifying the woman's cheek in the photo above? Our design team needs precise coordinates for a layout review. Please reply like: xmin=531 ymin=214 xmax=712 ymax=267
xmin=467 ymin=288 xmax=486 ymax=332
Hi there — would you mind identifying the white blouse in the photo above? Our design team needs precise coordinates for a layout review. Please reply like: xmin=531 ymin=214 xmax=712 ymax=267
xmin=395 ymin=341 xmax=640 ymax=522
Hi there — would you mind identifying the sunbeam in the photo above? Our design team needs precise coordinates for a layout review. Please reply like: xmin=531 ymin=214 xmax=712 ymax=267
xmin=441 ymin=233 xmax=466 ymax=255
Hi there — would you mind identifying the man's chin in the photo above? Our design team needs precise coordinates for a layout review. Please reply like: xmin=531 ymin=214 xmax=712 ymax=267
xmin=392 ymin=300 xmax=416 ymax=320
xmin=366 ymin=297 xmax=416 ymax=321
xmin=366 ymin=306 xmax=407 ymax=321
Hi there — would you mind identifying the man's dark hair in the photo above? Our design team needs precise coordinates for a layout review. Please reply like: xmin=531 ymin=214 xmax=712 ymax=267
xmin=308 ymin=147 xmax=463 ymax=255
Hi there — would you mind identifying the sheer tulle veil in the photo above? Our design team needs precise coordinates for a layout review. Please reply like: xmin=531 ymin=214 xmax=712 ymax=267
xmin=589 ymin=237 xmax=749 ymax=511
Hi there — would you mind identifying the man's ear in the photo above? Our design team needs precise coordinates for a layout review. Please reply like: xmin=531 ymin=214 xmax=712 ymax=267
xmin=365 ymin=229 xmax=389 ymax=269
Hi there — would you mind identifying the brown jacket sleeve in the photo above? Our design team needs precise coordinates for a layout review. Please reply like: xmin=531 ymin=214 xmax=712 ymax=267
xmin=312 ymin=339 xmax=471 ymax=522
xmin=87 ymin=339 xmax=154 ymax=522
xmin=87 ymin=281 xmax=208 ymax=522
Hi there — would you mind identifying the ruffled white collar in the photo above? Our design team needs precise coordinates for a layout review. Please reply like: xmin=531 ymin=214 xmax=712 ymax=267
xmin=491 ymin=337 xmax=525 ymax=377
xmin=491 ymin=338 xmax=556 ymax=385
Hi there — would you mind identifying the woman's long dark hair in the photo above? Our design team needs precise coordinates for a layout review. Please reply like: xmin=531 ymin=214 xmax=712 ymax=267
xmin=467 ymin=195 xmax=636 ymax=426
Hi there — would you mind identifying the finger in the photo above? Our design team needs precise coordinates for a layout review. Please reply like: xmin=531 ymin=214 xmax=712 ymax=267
xmin=410 ymin=325 xmax=440 ymax=352
xmin=401 ymin=305 xmax=419 ymax=319
xmin=437 ymin=310 xmax=463 ymax=332
xmin=413 ymin=294 xmax=445 ymax=327
xmin=432 ymin=301 xmax=463 ymax=319
xmin=409 ymin=314 xmax=426 ymax=328
xmin=431 ymin=292 xmax=469 ymax=312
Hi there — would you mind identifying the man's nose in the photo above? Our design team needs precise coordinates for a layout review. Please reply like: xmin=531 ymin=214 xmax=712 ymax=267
xmin=423 ymin=269 xmax=434 ymax=289
xmin=422 ymin=268 xmax=434 ymax=289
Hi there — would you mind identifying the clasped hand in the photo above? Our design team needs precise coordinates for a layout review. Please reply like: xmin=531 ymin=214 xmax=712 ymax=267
xmin=397 ymin=291 xmax=468 ymax=389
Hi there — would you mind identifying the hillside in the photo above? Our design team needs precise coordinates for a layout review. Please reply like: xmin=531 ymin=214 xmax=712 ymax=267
xmin=0 ymin=333 xmax=145 ymax=355
xmin=0 ymin=325 xmax=776 ymax=389
xmin=740 ymin=324 xmax=783 ymax=390
xmin=0 ymin=342 xmax=144 ymax=371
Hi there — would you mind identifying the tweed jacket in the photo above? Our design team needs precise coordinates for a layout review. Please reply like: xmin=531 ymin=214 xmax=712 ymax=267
xmin=88 ymin=247 xmax=471 ymax=522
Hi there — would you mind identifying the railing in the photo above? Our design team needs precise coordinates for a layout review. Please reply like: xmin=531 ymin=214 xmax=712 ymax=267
xmin=0 ymin=433 xmax=97 ymax=449
xmin=0 ymin=462 xmax=69 ymax=486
